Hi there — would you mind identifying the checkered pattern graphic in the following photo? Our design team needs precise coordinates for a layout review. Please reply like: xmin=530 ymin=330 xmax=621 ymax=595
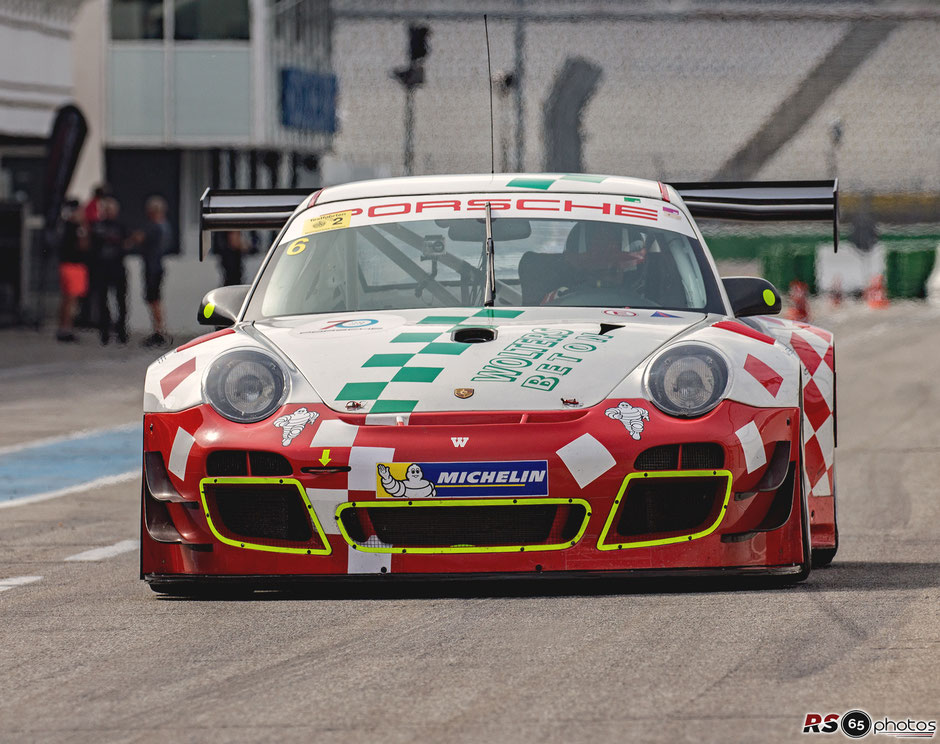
xmin=755 ymin=318 xmax=835 ymax=498
xmin=336 ymin=309 xmax=524 ymax=413
xmin=505 ymin=174 xmax=610 ymax=190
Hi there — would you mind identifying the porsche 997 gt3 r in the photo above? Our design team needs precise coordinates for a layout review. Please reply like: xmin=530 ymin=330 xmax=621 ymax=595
xmin=141 ymin=174 xmax=839 ymax=593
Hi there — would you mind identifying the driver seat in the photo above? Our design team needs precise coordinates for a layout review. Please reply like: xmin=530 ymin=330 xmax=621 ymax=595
xmin=518 ymin=251 xmax=569 ymax=305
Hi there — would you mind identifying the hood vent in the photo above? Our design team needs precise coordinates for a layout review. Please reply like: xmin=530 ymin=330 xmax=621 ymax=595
xmin=453 ymin=327 xmax=497 ymax=343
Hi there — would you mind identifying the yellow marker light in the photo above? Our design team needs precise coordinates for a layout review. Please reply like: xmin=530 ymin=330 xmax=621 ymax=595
xmin=763 ymin=289 xmax=776 ymax=306
xmin=203 ymin=303 xmax=215 ymax=319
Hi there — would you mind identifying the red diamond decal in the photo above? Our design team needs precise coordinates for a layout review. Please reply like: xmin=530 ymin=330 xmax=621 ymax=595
xmin=804 ymin=435 xmax=827 ymax=487
xmin=804 ymin=326 xmax=832 ymax=343
xmin=160 ymin=357 xmax=196 ymax=399
xmin=802 ymin=378 xmax=831 ymax=432
xmin=789 ymin=332 xmax=823 ymax=374
xmin=744 ymin=354 xmax=784 ymax=397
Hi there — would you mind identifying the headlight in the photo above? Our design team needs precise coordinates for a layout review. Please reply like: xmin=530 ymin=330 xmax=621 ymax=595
xmin=645 ymin=343 xmax=730 ymax=418
xmin=204 ymin=349 xmax=288 ymax=423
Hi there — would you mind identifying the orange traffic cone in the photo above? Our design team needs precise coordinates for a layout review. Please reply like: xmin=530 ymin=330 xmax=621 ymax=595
xmin=786 ymin=280 xmax=811 ymax=322
xmin=830 ymin=276 xmax=843 ymax=308
xmin=865 ymin=274 xmax=889 ymax=309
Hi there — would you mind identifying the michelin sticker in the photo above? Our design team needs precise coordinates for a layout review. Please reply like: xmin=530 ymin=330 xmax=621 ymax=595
xmin=605 ymin=402 xmax=649 ymax=440
xmin=273 ymin=407 xmax=319 ymax=446
xmin=376 ymin=460 xmax=549 ymax=498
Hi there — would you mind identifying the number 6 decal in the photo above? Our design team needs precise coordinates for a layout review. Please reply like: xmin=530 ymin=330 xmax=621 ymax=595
xmin=286 ymin=237 xmax=308 ymax=255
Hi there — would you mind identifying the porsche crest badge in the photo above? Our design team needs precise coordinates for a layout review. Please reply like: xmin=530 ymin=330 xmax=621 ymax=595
xmin=454 ymin=388 xmax=474 ymax=399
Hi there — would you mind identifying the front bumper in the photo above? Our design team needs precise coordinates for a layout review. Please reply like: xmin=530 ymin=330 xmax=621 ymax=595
xmin=141 ymin=398 xmax=806 ymax=579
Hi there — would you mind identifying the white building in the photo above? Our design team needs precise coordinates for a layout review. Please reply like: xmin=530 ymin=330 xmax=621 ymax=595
xmin=0 ymin=0 xmax=338 ymax=335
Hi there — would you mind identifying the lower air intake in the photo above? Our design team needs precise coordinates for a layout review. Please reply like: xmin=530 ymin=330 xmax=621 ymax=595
xmin=203 ymin=483 xmax=320 ymax=549
xmin=616 ymin=476 xmax=723 ymax=537
xmin=339 ymin=500 xmax=588 ymax=552
xmin=634 ymin=443 xmax=724 ymax=471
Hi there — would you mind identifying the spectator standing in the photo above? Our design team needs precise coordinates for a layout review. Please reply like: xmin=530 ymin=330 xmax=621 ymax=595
xmin=213 ymin=230 xmax=254 ymax=286
xmin=55 ymin=199 xmax=88 ymax=342
xmin=76 ymin=183 xmax=112 ymax=328
xmin=89 ymin=197 xmax=128 ymax=345
xmin=129 ymin=195 xmax=172 ymax=347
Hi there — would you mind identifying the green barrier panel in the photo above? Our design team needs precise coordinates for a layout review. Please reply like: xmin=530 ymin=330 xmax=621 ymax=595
xmin=759 ymin=245 xmax=817 ymax=295
xmin=884 ymin=245 xmax=936 ymax=299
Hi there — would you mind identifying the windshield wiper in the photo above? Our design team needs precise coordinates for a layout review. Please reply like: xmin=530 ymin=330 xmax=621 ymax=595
xmin=483 ymin=202 xmax=496 ymax=307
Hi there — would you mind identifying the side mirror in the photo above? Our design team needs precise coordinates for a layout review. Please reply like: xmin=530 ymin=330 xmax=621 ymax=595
xmin=722 ymin=276 xmax=782 ymax=317
xmin=198 ymin=285 xmax=250 ymax=326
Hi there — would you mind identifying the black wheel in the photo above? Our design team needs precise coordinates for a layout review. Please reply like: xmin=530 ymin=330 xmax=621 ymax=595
xmin=811 ymin=466 xmax=839 ymax=568
xmin=789 ymin=374 xmax=813 ymax=583
xmin=812 ymin=545 xmax=838 ymax=568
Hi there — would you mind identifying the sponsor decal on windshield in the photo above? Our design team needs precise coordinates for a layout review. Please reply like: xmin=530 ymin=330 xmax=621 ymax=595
xmin=281 ymin=189 xmax=705 ymax=247
xmin=304 ymin=209 xmax=352 ymax=234
xmin=376 ymin=460 xmax=549 ymax=498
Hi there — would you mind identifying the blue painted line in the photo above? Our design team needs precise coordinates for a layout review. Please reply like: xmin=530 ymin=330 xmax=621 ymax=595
xmin=0 ymin=425 xmax=140 ymax=503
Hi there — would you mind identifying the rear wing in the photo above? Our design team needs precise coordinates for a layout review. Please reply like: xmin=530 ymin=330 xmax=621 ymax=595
xmin=199 ymin=188 xmax=313 ymax=260
xmin=670 ymin=180 xmax=839 ymax=251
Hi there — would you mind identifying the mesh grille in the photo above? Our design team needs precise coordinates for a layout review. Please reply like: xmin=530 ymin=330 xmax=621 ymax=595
xmin=342 ymin=503 xmax=586 ymax=549
xmin=634 ymin=443 xmax=724 ymax=471
xmin=680 ymin=443 xmax=725 ymax=470
xmin=205 ymin=484 xmax=320 ymax=548
xmin=615 ymin=477 xmax=722 ymax=538
xmin=248 ymin=451 xmax=292 ymax=476
xmin=634 ymin=445 xmax=679 ymax=471
xmin=206 ymin=450 xmax=248 ymax=476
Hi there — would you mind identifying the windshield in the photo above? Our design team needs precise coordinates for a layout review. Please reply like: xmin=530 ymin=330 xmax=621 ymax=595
xmin=245 ymin=192 xmax=724 ymax=319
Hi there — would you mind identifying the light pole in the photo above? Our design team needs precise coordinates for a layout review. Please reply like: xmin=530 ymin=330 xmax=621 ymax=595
xmin=392 ymin=25 xmax=430 ymax=176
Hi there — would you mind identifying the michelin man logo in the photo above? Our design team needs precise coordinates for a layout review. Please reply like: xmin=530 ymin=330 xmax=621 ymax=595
xmin=273 ymin=407 xmax=319 ymax=446
xmin=377 ymin=463 xmax=437 ymax=498
xmin=605 ymin=401 xmax=650 ymax=440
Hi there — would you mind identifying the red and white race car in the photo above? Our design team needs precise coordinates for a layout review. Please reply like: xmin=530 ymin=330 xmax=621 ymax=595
xmin=141 ymin=174 xmax=838 ymax=593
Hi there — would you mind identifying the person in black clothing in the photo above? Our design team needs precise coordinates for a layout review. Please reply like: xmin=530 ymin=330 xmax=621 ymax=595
xmin=90 ymin=198 xmax=129 ymax=344
xmin=56 ymin=200 xmax=88 ymax=342
xmin=213 ymin=230 xmax=254 ymax=286
xmin=129 ymin=195 xmax=172 ymax=346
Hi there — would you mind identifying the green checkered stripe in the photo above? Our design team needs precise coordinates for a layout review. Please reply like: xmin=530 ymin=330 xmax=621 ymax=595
xmin=505 ymin=174 xmax=612 ymax=191
xmin=334 ymin=309 xmax=525 ymax=414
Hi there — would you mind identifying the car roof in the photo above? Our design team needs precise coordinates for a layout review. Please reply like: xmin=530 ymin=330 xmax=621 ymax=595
xmin=315 ymin=173 xmax=668 ymax=205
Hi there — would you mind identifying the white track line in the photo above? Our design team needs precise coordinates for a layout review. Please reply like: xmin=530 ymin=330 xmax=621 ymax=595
xmin=0 ymin=576 xmax=42 ymax=592
xmin=0 ymin=471 xmax=138 ymax=510
xmin=64 ymin=539 xmax=139 ymax=562
xmin=0 ymin=422 xmax=137 ymax=457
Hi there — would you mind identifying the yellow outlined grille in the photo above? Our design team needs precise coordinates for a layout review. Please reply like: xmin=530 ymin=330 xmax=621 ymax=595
xmin=335 ymin=498 xmax=591 ymax=554
xmin=597 ymin=469 xmax=733 ymax=550
xmin=199 ymin=477 xmax=332 ymax=555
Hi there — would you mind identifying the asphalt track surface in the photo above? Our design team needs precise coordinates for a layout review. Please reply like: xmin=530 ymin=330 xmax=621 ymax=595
xmin=1 ymin=305 xmax=938 ymax=744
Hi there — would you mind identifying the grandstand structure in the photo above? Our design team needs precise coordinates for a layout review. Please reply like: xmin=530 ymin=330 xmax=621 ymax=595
xmin=330 ymin=1 xmax=939 ymax=209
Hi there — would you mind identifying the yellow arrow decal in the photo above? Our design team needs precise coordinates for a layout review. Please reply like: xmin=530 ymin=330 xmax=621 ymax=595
xmin=318 ymin=448 xmax=331 ymax=466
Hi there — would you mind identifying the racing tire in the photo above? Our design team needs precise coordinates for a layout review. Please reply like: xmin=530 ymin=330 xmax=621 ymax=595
xmin=812 ymin=547 xmax=837 ymax=568
xmin=811 ymin=476 xmax=839 ymax=568
xmin=772 ymin=376 xmax=814 ymax=586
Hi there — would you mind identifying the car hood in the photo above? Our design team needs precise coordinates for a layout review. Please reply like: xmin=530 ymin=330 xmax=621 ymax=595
xmin=253 ymin=307 xmax=706 ymax=413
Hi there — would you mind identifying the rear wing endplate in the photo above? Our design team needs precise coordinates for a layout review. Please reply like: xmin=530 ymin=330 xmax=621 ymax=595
xmin=199 ymin=188 xmax=313 ymax=260
xmin=671 ymin=180 xmax=839 ymax=251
